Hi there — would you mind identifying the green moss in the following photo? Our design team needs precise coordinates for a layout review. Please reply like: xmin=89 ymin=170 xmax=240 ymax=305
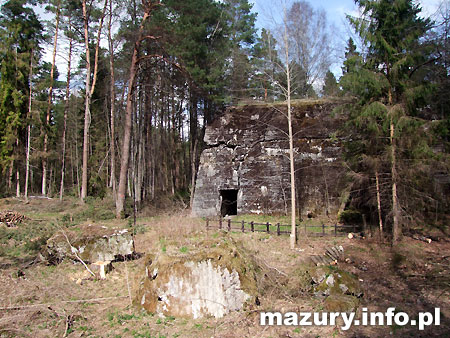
xmin=324 ymin=294 xmax=359 ymax=312
xmin=135 ymin=234 xmax=261 ymax=316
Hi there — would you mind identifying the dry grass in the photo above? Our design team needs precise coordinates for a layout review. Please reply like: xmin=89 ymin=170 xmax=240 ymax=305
xmin=0 ymin=198 xmax=449 ymax=337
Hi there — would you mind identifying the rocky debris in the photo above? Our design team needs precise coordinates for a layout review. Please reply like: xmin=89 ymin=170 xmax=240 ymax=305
xmin=42 ymin=224 xmax=135 ymax=264
xmin=135 ymin=237 xmax=259 ymax=319
xmin=309 ymin=245 xmax=344 ymax=266
xmin=287 ymin=263 xmax=362 ymax=311
xmin=311 ymin=265 xmax=363 ymax=311
xmin=0 ymin=211 xmax=28 ymax=227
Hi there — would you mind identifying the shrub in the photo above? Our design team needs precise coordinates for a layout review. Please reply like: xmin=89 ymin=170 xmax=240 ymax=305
xmin=338 ymin=209 xmax=362 ymax=224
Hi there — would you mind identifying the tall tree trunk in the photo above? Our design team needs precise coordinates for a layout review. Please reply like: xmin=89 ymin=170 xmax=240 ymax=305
xmin=16 ymin=170 xmax=20 ymax=197
xmin=189 ymin=138 xmax=198 ymax=209
xmin=81 ymin=0 xmax=108 ymax=201
xmin=116 ymin=2 xmax=158 ymax=218
xmin=375 ymin=168 xmax=383 ymax=240
xmin=108 ymin=0 xmax=117 ymax=199
xmin=391 ymin=115 xmax=401 ymax=244
xmin=24 ymin=50 xmax=34 ymax=202
xmin=8 ymin=164 xmax=13 ymax=192
xmin=16 ymin=140 xmax=20 ymax=197
xmin=42 ymin=0 xmax=61 ymax=196
xmin=387 ymin=80 xmax=401 ymax=244
xmin=283 ymin=7 xmax=297 ymax=249
xmin=60 ymin=22 xmax=73 ymax=201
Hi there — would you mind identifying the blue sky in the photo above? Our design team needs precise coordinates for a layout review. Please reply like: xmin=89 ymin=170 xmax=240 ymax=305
xmin=249 ymin=0 xmax=444 ymax=77
xmin=250 ymin=0 xmax=442 ymax=28
xmin=1 ymin=0 xmax=442 ymax=82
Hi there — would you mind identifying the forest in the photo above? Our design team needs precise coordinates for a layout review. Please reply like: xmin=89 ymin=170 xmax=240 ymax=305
xmin=0 ymin=1 xmax=449 ymax=337
xmin=0 ymin=0 xmax=449 ymax=241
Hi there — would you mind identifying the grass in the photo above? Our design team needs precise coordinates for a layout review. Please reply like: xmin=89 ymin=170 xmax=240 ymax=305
xmin=0 ymin=196 xmax=132 ymax=261
xmin=0 ymin=219 xmax=59 ymax=259
xmin=1 ymin=197 xmax=448 ymax=338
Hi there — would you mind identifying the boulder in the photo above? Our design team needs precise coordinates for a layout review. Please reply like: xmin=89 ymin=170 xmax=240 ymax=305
xmin=135 ymin=237 xmax=259 ymax=319
xmin=310 ymin=266 xmax=362 ymax=311
xmin=313 ymin=266 xmax=362 ymax=298
xmin=287 ymin=264 xmax=362 ymax=312
xmin=43 ymin=224 xmax=134 ymax=264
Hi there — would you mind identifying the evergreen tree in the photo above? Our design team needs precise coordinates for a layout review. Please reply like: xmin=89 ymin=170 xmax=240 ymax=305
xmin=341 ymin=0 xmax=438 ymax=243
xmin=223 ymin=0 xmax=257 ymax=103
xmin=250 ymin=28 xmax=282 ymax=101
xmin=342 ymin=37 xmax=359 ymax=74
xmin=0 ymin=0 xmax=43 ymax=182
xmin=322 ymin=70 xmax=340 ymax=97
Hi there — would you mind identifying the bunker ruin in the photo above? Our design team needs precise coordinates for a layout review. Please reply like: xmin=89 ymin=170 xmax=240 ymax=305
xmin=191 ymin=99 xmax=348 ymax=219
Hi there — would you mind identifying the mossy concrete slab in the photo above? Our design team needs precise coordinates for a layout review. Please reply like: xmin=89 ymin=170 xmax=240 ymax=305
xmin=135 ymin=236 xmax=259 ymax=319
xmin=44 ymin=224 xmax=134 ymax=263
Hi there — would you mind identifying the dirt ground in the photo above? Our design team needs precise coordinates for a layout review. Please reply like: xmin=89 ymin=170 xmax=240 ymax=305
xmin=0 ymin=197 xmax=448 ymax=338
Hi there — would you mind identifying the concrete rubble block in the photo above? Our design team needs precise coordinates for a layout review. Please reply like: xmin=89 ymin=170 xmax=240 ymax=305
xmin=43 ymin=224 xmax=135 ymax=264
xmin=135 ymin=237 xmax=259 ymax=319
xmin=313 ymin=266 xmax=363 ymax=299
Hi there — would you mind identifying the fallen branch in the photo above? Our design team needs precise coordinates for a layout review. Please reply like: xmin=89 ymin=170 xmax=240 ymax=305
xmin=257 ymin=257 xmax=288 ymax=277
xmin=0 ymin=296 xmax=128 ymax=311
xmin=63 ymin=314 xmax=74 ymax=337
xmin=411 ymin=234 xmax=432 ymax=244
xmin=124 ymin=260 xmax=133 ymax=310
xmin=59 ymin=227 xmax=95 ymax=277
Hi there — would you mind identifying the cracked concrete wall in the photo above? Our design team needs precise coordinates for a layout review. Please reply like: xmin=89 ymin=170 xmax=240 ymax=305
xmin=192 ymin=99 xmax=347 ymax=218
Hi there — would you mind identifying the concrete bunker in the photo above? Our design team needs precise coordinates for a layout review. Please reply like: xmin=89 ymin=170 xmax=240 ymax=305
xmin=192 ymin=99 xmax=348 ymax=218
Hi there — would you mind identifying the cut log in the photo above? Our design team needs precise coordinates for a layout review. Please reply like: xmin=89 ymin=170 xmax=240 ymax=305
xmin=90 ymin=261 xmax=113 ymax=279
xmin=412 ymin=235 xmax=432 ymax=244
xmin=0 ymin=211 xmax=28 ymax=227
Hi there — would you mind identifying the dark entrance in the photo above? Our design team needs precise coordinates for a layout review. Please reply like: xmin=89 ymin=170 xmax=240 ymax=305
xmin=220 ymin=189 xmax=238 ymax=217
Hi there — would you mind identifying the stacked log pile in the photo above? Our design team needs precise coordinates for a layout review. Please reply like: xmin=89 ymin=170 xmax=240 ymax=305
xmin=0 ymin=211 xmax=28 ymax=227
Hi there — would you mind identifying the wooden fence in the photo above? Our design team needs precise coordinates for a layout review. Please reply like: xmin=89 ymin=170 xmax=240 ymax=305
xmin=205 ymin=218 xmax=362 ymax=237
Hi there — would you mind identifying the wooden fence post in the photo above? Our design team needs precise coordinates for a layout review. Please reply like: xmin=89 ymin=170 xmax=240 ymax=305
xmin=277 ymin=223 xmax=280 ymax=236
xmin=334 ymin=223 xmax=337 ymax=237
xmin=251 ymin=221 xmax=254 ymax=232
xmin=304 ymin=223 xmax=307 ymax=236
xmin=322 ymin=223 xmax=325 ymax=237
xmin=206 ymin=218 xmax=209 ymax=230
xmin=266 ymin=222 xmax=270 ymax=233
xmin=228 ymin=219 xmax=231 ymax=232
xmin=241 ymin=220 xmax=245 ymax=233
xmin=219 ymin=218 xmax=222 ymax=230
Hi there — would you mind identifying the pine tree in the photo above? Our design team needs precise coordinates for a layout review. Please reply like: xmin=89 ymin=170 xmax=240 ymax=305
xmin=341 ymin=0 xmax=435 ymax=244
xmin=342 ymin=38 xmax=359 ymax=74
xmin=224 ymin=0 xmax=257 ymax=103
xmin=250 ymin=28 xmax=282 ymax=101
xmin=0 ymin=0 xmax=43 ymax=192
xmin=322 ymin=70 xmax=340 ymax=97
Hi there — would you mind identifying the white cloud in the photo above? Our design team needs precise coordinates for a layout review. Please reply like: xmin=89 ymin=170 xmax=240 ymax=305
xmin=417 ymin=0 xmax=442 ymax=18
